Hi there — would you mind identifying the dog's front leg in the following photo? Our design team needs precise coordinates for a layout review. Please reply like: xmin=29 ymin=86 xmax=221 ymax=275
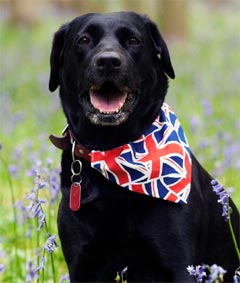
xmin=57 ymin=200 xmax=104 ymax=282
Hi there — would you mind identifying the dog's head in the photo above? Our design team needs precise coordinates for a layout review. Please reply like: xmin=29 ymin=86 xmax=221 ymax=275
xmin=49 ymin=12 xmax=174 ymax=147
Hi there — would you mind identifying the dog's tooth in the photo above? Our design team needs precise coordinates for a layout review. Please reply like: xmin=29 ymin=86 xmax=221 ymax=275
xmin=99 ymin=108 xmax=121 ymax=115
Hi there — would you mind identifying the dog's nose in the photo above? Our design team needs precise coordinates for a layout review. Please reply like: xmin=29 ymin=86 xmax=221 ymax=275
xmin=95 ymin=52 xmax=122 ymax=70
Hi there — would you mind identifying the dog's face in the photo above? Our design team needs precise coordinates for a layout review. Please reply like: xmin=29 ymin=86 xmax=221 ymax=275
xmin=49 ymin=12 xmax=174 ymax=146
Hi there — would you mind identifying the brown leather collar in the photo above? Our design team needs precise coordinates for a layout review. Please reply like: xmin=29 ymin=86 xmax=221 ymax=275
xmin=49 ymin=125 xmax=91 ymax=162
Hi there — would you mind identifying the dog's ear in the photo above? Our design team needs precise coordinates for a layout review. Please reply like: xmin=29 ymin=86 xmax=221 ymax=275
xmin=49 ymin=24 xmax=68 ymax=92
xmin=145 ymin=19 xmax=175 ymax=79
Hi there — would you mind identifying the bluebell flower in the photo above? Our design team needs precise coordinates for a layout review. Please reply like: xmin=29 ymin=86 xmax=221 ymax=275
xmin=44 ymin=234 xmax=58 ymax=253
xmin=8 ymin=164 xmax=19 ymax=179
xmin=195 ymin=265 xmax=207 ymax=282
xmin=26 ymin=224 xmax=33 ymax=238
xmin=38 ymin=182 xmax=46 ymax=189
xmin=48 ymin=168 xmax=60 ymax=204
xmin=33 ymin=203 xmax=42 ymax=218
xmin=0 ymin=264 xmax=4 ymax=273
xmin=205 ymin=264 xmax=227 ymax=282
xmin=188 ymin=264 xmax=228 ymax=282
xmin=26 ymin=261 xmax=38 ymax=282
xmin=26 ymin=192 xmax=46 ymax=231
xmin=234 ymin=269 xmax=240 ymax=283
xmin=37 ymin=212 xmax=45 ymax=231
xmin=190 ymin=115 xmax=201 ymax=134
xmin=187 ymin=265 xmax=207 ymax=282
xmin=121 ymin=266 xmax=128 ymax=282
xmin=35 ymin=256 xmax=45 ymax=272
xmin=14 ymin=200 xmax=31 ymax=224
xmin=0 ymin=249 xmax=5 ymax=273
xmin=201 ymin=98 xmax=213 ymax=117
xmin=47 ymin=158 xmax=53 ymax=167
xmin=211 ymin=179 xmax=231 ymax=221
xmin=60 ymin=273 xmax=70 ymax=283
xmin=32 ymin=170 xmax=46 ymax=190
xmin=187 ymin=265 xmax=196 ymax=276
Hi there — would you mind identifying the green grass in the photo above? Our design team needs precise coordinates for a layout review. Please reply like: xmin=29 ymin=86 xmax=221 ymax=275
xmin=0 ymin=2 xmax=239 ymax=282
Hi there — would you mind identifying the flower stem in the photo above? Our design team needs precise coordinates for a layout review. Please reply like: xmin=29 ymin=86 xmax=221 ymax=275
xmin=44 ymin=212 xmax=56 ymax=283
xmin=228 ymin=202 xmax=240 ymax=261
xmin=50 ymin=252 xmax=56 ymax=283
xmin=36 ymin=191 xmax=40 ymax=283
xmin=0 ymin=155 xmax=19 ymax=282
xmin=41 ymin=250 xmax=45 ymax=283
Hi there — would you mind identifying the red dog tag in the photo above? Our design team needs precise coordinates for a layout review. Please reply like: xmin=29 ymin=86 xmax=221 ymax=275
xmin=70 ymin=183 xmax=81 ymax=211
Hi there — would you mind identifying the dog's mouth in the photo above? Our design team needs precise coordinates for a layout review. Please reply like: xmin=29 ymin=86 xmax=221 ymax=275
xmin=89 ymin=82 xmax=128 ymax=114
xmin=82 ymin=81 xmax=138 ymax=126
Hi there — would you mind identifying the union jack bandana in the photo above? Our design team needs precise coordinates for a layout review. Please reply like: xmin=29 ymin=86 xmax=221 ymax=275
xmin=91 ymin=103 xmax=192 ymax=204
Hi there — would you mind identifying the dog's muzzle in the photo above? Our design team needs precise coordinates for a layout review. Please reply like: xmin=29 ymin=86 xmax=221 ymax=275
xmin=80 ymin=81 xmax=139 ymax=126
xmin=78 ymin=50 xmax=141 ymax=126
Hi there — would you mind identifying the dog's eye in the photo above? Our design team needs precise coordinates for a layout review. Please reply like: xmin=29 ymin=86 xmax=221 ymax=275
xmin=127 ymin=36 xmax=141 ymax=46
xmin=75 ymin=36 xmax=91 ymax=46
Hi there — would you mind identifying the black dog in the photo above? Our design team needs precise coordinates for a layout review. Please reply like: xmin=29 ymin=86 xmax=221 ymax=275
xmin=49 ymin=12 xmax=239 ymax=282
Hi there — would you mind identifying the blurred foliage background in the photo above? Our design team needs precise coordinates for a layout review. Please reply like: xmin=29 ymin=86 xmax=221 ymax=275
xmin=0 ymin=1 xmax=239 ymax=282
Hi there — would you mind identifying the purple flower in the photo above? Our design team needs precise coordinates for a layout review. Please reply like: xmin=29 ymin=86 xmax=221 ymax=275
xmin=33 ymin=203 xmax=42 ymax=218
xmin=206 ymin=264 xmax=227 ymax=282
xmin=25 ymin=226 xmax=32 ymax=238
xmin=35 ymin=256 xmax=45 ymax=272
xmin=60 ymin=273 xmax=70 ymax=283
xmin=201 ymin=98 xmax=213 ymax=117
xmin=190 ymin=115 xmax=201 ymax=134
xmin=121 ymin=266 xmax=128 ymax=281
xmin=211 ymin=179 xmax=231 ymax=221
xmin=14 ymin=201 xmax=31 ymax=224
xmin=44 ymin=234 xmax=58 ymax=253
xmin=187 ymin=265 xmax=196 ymax=276
xmin=35 ymin=247 xmax=41 ymax=256
xmin=0 ymin=264 xmax=4 ymax=273
xmin=32 ymin=171 xmax=46 ymax=189
xmin=37 ymin=213 xmax=45 ymax=231
xmin=46 ymin=158 xmax=53 ymax=167
xmin=188 ymin=264 xmax=227 ymax=283
xmin=8 ymin=164 xmax=19 ymax=179
xmin=234 ymin=269 xmax=240 ymax=283
xmin=195 ymin=265 xmax=207 ymax=282
xmin=187 ymin=265 xmax=207 ymax=282
xmin=48 ymin=168 xmax=60 ymax=204
xmin=26 ymin=261 xmax=38 ymax=282
xmin=38 ymin=182 xmax=46 ymax=189
xmin=26 ymin=193 xmax=46 ymax=231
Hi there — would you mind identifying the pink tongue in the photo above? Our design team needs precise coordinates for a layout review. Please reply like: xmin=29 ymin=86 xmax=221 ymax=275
xmin=90 ymin=90 xmax=127 ymax=113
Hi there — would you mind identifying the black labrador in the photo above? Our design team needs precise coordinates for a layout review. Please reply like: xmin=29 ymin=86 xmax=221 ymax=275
xmin=49 ymin=12 xmax=239 ymax=282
